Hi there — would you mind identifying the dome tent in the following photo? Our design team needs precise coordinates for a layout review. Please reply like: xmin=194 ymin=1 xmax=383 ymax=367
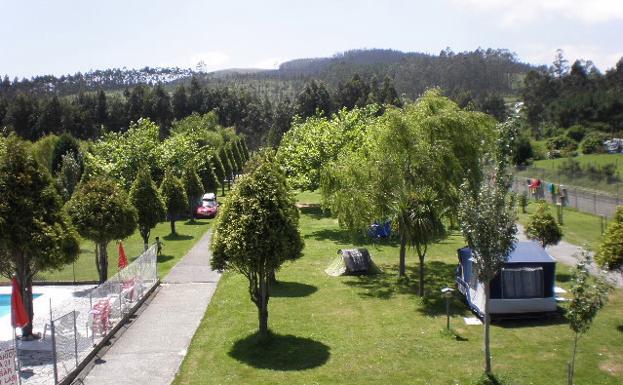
xmin=325 ymin=248 xmax=381 ymax=276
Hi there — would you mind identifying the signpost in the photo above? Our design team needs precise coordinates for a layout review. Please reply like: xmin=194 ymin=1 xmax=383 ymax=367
xmin=0 ymin=347 xmax=18 ymax=385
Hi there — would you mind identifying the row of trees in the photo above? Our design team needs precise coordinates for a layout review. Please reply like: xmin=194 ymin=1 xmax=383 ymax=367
xmin=0 ymin=111 xmax=250 ymax=337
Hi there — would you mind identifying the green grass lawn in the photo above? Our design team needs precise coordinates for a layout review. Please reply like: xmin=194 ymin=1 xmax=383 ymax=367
xmin=173 ymin=192 xmax=623 ymax=385
xmin=516 ymin=154 xmax=623 ymax=195
xmin=35 ymin=218 xmax=213 ymax=282
xmin=533 ymin=154 xmax=623 ymax=171
xmin=517 ymin=200 xmax=604 ymax=251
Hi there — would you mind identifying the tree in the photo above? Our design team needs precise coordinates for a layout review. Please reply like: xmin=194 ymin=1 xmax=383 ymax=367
xmin=197 ymin=155 xmax=220 ymax=195
xmin=0 ymin=136 xmax=80 ymax=337
xmin=66 ymin=177 xmax=137 ymax=283
xmin=172 ymin=84 xmax=189 ymax=120
xmin=295 ymin=80 xmax=333 ymax=119
xmin=211 ymin=151 xmax=303 ymax=336
xmin=405 ymin=189 xmax=445 ymax=296
xmin=160 ymin=169 xmax=187 ymax=235
xmin=219 ymin=146 xmax=233 ymax=188
xmin=595 ymin=206 xmax=623 ymax=274
xmin=129 ymin=167 xmax=166 ymax=251
xmin=321 ymin=91 xmax=495 ymax=277
xmin=51 ymin=133 xmax=82 ymax=173
xmin=525 ymin=201 xmax=563 ymax=247
xmin=56 ymin=151 xmax=82 ymax=202
xmin=182 ymin=165 xmax=204 ymax=221
xmin=210 ymin=152 xmax=227 ymax=196
xmin=552 ymin=49 xmax=570 ymax=78
xmin=567 ymin=249 xmax=612 ymax=385
xmin=458 ymin=116 xmax=518 ymax=376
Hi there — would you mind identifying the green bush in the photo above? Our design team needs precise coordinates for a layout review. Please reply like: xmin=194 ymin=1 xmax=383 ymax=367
xmin=580 ymin=132 xmax=608 ymax=154
xmin=566 ymin=124 xmax=586 ymax=142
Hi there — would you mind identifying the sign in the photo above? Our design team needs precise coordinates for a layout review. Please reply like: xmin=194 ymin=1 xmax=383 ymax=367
xmin=0 ymin=348 xmax=18 ymax=385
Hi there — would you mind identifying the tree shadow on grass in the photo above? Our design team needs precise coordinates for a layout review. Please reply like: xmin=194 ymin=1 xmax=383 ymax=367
xmin=342 ymin=267 xmax=418 ymax=300
xmin=418 ymin=261 xmax=467 ymax=317
xmin=493 ymin=309 xmax=568 ymax=328
xmin=229 ymin=332 xmax=330 ymax=370
xmin=163 ymin=233 xmax=194 ymax=241
xmin=270 ymin=281 xmax=318 ymax=298
xmin=298 ymin=205 xmax=331 ymax=220
xmin=157 ymin=254 xmax=174 ymax=263
xmin=184 ymin=219 xmax=210 ymax=226
xmin=616 ymin=325 xmax=623 ymax=333
xmin=556 ymin=272 xmax=572 ymax=283
xmin=306 ymin=227 xmax=400 ymax=247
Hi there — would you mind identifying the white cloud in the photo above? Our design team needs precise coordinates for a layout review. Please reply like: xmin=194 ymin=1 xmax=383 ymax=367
xmin=253 ymin=57 xmax=283 ymax=69
xmin=517 ymin=44 xmax=623 ymax=71
xmin=454 ymin=0 xmax=623 ymax=25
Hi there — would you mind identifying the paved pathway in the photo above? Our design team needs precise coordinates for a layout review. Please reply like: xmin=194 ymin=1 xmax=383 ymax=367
xmin=81 ymin=230 xmax=220 ymax=385
xmin=517 ymin=224 xmax=622 ymax=288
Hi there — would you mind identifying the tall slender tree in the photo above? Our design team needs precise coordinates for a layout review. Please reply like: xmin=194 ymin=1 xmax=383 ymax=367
xmin=160 ymin=169 xmax=187 ymax=235
xmin=129 ymin=167 xmax=166 ymax=251
xmin=458 ymin=117 xmax=518 ymax=376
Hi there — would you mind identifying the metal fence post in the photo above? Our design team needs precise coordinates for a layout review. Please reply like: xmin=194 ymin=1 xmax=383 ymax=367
xmin=594 ymin=193 xmax=597 ymax=215
xmin=73 ymin=310 xmax=79 ymax=367
xmin=118 ymin=278 xmax=124 ymax=316
xmin=50 ymin=320 xmax=58 ymax=385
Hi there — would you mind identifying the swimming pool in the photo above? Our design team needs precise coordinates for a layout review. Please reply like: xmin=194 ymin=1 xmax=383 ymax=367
xmin=0 ymin=294 xmax=42 ymax=317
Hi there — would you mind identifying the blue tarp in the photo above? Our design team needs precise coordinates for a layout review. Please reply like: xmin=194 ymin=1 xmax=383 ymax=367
xmin=368 ymin=221 xmax=392 ymax=239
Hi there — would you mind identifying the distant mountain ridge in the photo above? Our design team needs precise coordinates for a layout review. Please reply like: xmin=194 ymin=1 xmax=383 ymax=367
xmin=1 ymin=48 xmax=536 ymax=100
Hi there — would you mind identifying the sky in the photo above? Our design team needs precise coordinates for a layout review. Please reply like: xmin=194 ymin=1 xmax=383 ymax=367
xmin=2 ymin=0 xmax=623 ymax=78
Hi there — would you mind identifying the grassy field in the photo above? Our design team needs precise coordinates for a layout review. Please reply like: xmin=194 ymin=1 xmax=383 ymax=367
xmin=516 ymin=154 xmax=623 ymax=195
xmin=34 ymin=218 xmax=214 ymax=282
xmin=517 ymin=200 xmax=605 ymax=251
xmin=173 ymin=191 xmax=623 ymax=385
xmin=533 ymin=154 xmax=623 ymax=171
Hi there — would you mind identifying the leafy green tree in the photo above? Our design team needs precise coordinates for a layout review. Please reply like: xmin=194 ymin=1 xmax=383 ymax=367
xmin=278 ymin=106 xmax=379 ymax=190
xmin=219 ymin=146 xmax=233 ymax=187
xmin=37 ymin=96 xmax=63 ymax=135
xmin=51 ymin=133 xmax=82 ymax=173
xmin=0 ymin=136 xmax=80 ymax=337
xmin=129 ymin=167 xmax=166 ymax=251
xmin=229 ymin=142 xmax=243 ymax=177
xmin=405 ymin=189 xmax=445 ymax=296
xmin=90 ymin=118 xmax=162 ymax=188
xmin=197 ymin=156 xmax=220 ymax=195
xmin=182 ymin=166 xmax=204 ymax=221
xmin=295 ymin=80 xmax=333 ymax=118
xmin=567 ymin=249 xmax=612 ymax=385
xmin=321 ymin=92 xmax=494 ymax=277
xmin=580 ymin=132 xmax=608 ymax=154
xmin=211 ymin=151 xmax=303 ymax=336
xmin=160 ymin=169 xmax=187 ymax=235
xmin=172 ymin=84 xmax=189 ymax=120
xmin=595 ymin=206 xmax=623 ymax=274
xmin=66 ymin=176 xmax=137 ymax=283
xmin=211 ymin=152 xmax=227 ymax=195
xmin=458 ymin=118 xmax=518 ymax=376
xmin=56 ymin=152 xmax=82 ymax=202
xmin=30 ymin=134 xmax=60 ymax=172
xmin=525 ymin=201 xmax=563 ymax=247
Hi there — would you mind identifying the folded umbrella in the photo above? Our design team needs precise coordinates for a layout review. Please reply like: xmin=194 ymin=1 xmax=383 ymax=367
xmin=11 ymin=277 xmax=29 ymax=329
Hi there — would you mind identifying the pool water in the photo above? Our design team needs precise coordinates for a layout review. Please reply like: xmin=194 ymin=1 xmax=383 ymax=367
xmin=0 ymin=294 xmax=42 ymax=317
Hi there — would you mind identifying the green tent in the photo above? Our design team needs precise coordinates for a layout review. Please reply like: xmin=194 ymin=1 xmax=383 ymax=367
xmin=325 ymin=248 xmax=381 ymax=276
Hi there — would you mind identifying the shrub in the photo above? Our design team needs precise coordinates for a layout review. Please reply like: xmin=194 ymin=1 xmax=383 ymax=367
xmin=580 ymin=132 xmax=608 ymax=154
xmin=566 ymin=124 xmax=586 ymax=142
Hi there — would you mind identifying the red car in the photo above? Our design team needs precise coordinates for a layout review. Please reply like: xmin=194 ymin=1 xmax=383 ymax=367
xmin=196 ymin=199 xmax=219 ymax=218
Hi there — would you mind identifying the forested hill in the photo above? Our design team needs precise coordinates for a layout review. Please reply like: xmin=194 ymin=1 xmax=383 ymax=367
xmin=1 ymin=48 xmax=534 ymax=100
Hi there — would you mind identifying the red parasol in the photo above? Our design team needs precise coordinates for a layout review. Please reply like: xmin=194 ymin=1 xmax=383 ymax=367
xmin=11 ymin=277 xmax=29 ymax=329
xmin=118 ymin=242 xmax=128 ymax=269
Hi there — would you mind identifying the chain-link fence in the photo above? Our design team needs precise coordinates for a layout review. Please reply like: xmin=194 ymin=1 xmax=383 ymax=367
xmin=512 ymin=177 xmax=621 ymax=218
xmin=17 ymin=244 xmax=158 ymax=385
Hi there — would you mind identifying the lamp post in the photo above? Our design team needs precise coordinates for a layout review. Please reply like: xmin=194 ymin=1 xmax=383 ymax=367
xmin=441 ymin=287 xmax=454 ymax=330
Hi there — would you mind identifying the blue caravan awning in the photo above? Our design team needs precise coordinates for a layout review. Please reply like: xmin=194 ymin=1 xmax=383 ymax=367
xmin=507 ymin=241 xmax=555 ymax=264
